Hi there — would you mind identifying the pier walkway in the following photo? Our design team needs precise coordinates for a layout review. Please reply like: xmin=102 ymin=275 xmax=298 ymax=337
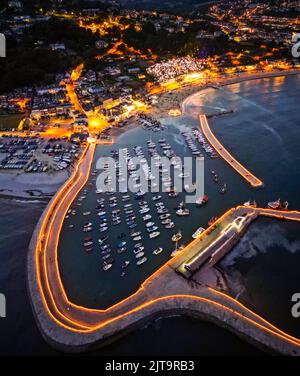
xmin=199 ymin=114 xmax=263 ymax=187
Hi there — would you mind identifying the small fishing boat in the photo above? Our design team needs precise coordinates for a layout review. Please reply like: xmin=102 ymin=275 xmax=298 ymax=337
xmin=147 ymin=226 xmax=159 ymax=233
xmin=157 ymin=208 xmax=168 ymax=214
xmin=136 ymin=257 xmax=148 ymax=266
xmin=83 ymin=227 xmax=93 ymax=232
xmin=102 ymin=254 xmax=111 ymax=261
xmin=121 ymin=261 xmax=130 ymax=269
xmin=243 ymin=200 xmax=257 ymax=208
xmin=131 ymin=231 xmax=141 ymax=237
xmin=140 ymin=207 xmax=150 ymax=214
xmin=133 ymin=236 xmax=142 ymax=242
xmin=162 ymin=218 xmax=171 ymax=225
xmin=134 ymin=246 xmax=145 ymax=253
xmin=99 ymin=227 xmax=108 ymax=233
xmin=153 ymin=248 xmax=163 ymax=255
xmin=84 ymin=222 xmax=93 ymax=228
xmin=83 ymin=241 xmax=93 ymax=247
xmin=149 ymin=231 xmax=160 ymax=239
xmin=172 ymin=231 xmax=182 ymax=242
xmin=159 ymin=213 xmax=171 ymax=220
xmin=83 ymin=211 xmax=91 ymax=216
xmin=192 ymin=227 xmax=205 ymax=239
xmin=135 ymin=252 xmax=145 ymax=259
xmin=98 ymin=236 xmax=108 ymax=245
xmin=176 ymin=208 xmax=190 ymax=216
xmin=143 ymin=214 xmax=152 ymax=221
xmin=145 ymin=222 xmax=155 ymax=228
xmin=268 ymin=198 xmax=281 ymax=210
xmin=165 ymin=222 xmax=175 ymax=229
xmin=103 ymin=264 xmax=113 ymax=271
xmin=195 ymin=195 xmax=209 ymax=207
xmin=175 ymin=202 xmax=189 ymax=216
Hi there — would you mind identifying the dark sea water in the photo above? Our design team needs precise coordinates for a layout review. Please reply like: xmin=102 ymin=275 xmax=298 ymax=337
xmin=0 ymin=74 xmax=299 ymax=355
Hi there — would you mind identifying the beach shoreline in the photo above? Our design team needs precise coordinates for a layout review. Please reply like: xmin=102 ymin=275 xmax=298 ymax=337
xmin=149 ymin=69 xmax=300 ymax=118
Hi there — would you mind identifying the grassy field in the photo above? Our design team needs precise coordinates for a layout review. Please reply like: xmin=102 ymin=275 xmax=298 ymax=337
xmin=0 ymin=114 xmax=24 ymax=130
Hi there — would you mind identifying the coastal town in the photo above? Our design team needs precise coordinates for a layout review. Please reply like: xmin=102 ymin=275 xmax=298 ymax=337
xmin=0 ymin=0 xmax=299 ymax=197
xmin=1 ymin=0 xmax=300 ymax=361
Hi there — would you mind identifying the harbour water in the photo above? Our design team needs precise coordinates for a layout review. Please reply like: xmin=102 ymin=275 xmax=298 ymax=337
xmin=0 ymin=74 xmax=300 ymax=355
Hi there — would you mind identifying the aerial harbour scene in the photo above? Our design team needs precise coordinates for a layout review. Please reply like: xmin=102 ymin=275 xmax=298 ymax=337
xmin=1 ymin=0 xmax=300 ymax=362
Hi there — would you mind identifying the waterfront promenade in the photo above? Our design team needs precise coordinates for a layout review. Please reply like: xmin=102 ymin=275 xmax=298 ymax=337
xmin=199 ymin=114 xmax=263 ymax=187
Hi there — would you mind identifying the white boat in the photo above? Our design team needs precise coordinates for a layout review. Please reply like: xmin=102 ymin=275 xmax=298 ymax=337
xmin=192 ymin=227 xmax=205 ymax=239
xmin=143 ymin=214 xmax=152 ymax=221
xmin=153 ymin=247 xmax=163 ymax=255
xmin=268 ymin=198 xmax=281 ymax=210
xmin=134 ymin=246 xmax=145 ymax=253
xmin=149 ymin=231 xmax=160 ymax=239
xmin=165 ymin=222 xmax=175 ymax=229
xmin=172 ymin=231 xmax=182 ymax=242
xmin=121 ymin=261 xmax=130 ymax=269
xmin=243 ymin=200 xmax=257 ymax=208
xmin=176 ymin=208 xmax=190 ymax=216
xmin=145 ymin=221 xmax=155 ymax=228
xmin=103 ymin=264 xmax=112 ymax=271
xmin=83 ymin=211 xmax=91 ymax=216
xmin=135 ymin=252 xmax=145 ymax=258
xmin=136 ymin=257 xmax=148 ymax=266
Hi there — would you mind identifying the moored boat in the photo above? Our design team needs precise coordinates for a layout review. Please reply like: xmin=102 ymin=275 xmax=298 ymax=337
xmin=136 ymin=257 xmax=148 ymax=266
xmin=172 ymin=231 xmax=182 ymax=242
xmin=149 ymin=231 xmax=160 ymax=239
xmin=192 ymin=227 xmax=205 ymax=239
xmin=153 ymin=247 xmax=163 ymax=255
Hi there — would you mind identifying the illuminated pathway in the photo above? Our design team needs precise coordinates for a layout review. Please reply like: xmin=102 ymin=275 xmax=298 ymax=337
xmin=200 ymin=114 xmax=263 ymax=187
xmin=28 ymin=148 xmax=300 ymax=353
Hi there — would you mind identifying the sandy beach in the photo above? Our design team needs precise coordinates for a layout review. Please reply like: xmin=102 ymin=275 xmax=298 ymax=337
xmin=0 ymin=169 xmax=70 ymax=199
xmin=149 ymin=69 xmax=300 ymax=117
